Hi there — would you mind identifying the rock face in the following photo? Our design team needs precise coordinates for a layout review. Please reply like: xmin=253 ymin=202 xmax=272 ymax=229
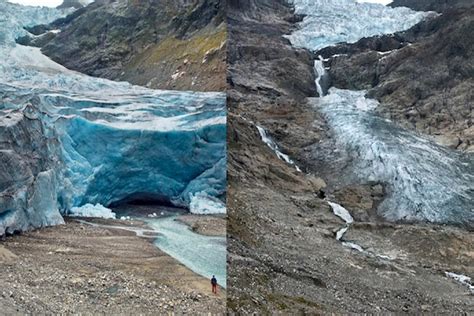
xmin=57 ymin=0 xmax=94 ymax=9
xmin=228 ymin=0 xmax=474 ymax=313
xmin=319 ymin=3 xmax=474 ymax=151
xmin=389 ymin=0 xmax=473 ymax=12
xmin=23 ymin=0 xmax=225 ymax=92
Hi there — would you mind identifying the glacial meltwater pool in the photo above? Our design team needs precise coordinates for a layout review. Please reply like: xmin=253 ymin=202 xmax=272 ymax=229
xmin=146 ymin=216 xmax=227 ymax=288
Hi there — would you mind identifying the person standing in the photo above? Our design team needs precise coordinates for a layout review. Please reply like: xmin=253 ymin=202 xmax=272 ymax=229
xmin=211 ymin=275 xmax=218 ymax=294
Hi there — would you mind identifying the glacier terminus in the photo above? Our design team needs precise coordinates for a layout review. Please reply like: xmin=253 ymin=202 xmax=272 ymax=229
xmin=0 ymin=0 xmax=226 ymax=235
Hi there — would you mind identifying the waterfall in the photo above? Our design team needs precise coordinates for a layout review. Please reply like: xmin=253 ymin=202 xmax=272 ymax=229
xmin=314 ymin=55 xmax=326 ymax=97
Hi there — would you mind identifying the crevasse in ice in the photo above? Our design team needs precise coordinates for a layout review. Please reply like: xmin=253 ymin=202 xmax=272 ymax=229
xmin=0 ymin=1 xmax=226 ymax=234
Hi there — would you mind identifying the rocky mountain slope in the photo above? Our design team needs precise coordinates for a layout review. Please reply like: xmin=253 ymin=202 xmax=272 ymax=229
xmin=389 ymin=0 xmax=473 ymax=11
xmin=57 ymin=0 xmax=94 ymax=9
xmin=318 ymin=0 xmax=473 ymax=151
xmin=228 ymin=0 xmax=474 ymax=313
xmin=18 ymin=0 xmax=225 ymax=92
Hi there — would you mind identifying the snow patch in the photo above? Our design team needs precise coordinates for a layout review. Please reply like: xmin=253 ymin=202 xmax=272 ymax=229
xmin=445 ymin=272 xmax=474 ymax=293
xmin=328 ymin=201 xmax=354 ymax=224
xmin=171 ymin=71 xmax=185 ymax=80
xmin=342 ymin=241 xmax=365 ymax=252
xmin=69 ymin=203 xmax=116 ymax=219
xmin=336 ymin=226 xmax=348 ymax=241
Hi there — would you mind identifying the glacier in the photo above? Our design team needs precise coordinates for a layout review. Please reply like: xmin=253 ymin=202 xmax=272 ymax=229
xmin=286 ymin=0 xmax=433 ymax=51
xmin=289 ymin=0 xmax=474 ymax=227
xmin=0 ymin=1 xmax=226 ymax=235
xmin=313 ymin=88 xmax=474 ymax=226
xmin=189 ymin=192 xmax=226 ymax=215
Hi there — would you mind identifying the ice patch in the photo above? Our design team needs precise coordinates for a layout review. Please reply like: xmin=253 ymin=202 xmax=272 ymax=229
xmin=328 ymin=201 xmax=354 ymax=224
xmin=328 ymin=201 xmax=370 ymax=254
xmin=190 ymin=192 xmax=226 ymax=214
xmin=445 ymin=272 xmax=474 ymax=294
xmin=69 ymin=203 xmax=116 ymax=219
xmin=336 ymin=226 xmax=348 ymax=241
xmin=342 ymin=241 xmax=365 ymax=252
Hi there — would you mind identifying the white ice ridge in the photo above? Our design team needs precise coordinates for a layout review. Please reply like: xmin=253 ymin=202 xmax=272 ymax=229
xmin=256 ymin=125 xmax=302 ymax=172
xmin=3 ymin=44 xmax=226 ymax=132
xmin=286 ymin=0 xmax=433 ymax=51
xmin=445 ymin=272 xmax=474 ymax=294
xmin=69 ymin=204 xmax=116 ymax=219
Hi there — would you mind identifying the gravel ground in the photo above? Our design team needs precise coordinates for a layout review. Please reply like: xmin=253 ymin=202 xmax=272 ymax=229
xmin=177 ymin=215 xmax=227 ymax=237
xmin=0 ymin=218 xmax=225 ymax=314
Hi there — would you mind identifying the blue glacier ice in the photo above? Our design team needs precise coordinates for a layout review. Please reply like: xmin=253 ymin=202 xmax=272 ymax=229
xmin=0 ymin=0 xmax=226 ymax=235
xmin=286 ymin=0 xmax=433 ymax=51
xmin=289 ymin=0 xmax=474 ymax=227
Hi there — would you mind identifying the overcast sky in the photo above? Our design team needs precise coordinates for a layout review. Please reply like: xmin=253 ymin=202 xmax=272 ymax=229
xmin=8 ymin=0 xmax=63 ymax=7
xmin=357 ymin=0 xmax=392 ymax=4
xmin=9 ymin=0 xmax=392 ymax=8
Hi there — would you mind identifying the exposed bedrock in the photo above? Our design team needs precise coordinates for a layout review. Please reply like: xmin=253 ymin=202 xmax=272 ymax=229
xmin=389 ymin=0 xmax=473 ymax=12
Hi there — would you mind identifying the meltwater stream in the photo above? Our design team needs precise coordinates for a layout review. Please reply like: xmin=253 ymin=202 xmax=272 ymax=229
xmin=288 ymin=0 xmax=474 ymax=227
xmin=78 ymin=213 xmax=227 ymax=288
